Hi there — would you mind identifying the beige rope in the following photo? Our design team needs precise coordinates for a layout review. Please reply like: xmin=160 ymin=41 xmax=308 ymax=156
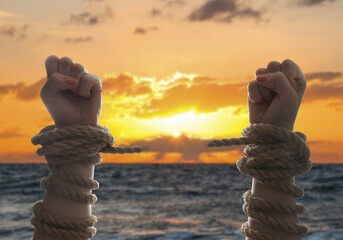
xmin=206 ymin=123 xmax=312 ymax=240
xmin=31 ymin=124 xmax=146 ymax=239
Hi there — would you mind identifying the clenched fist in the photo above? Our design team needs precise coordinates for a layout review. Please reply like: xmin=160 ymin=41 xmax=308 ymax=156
xmin=40 ymin=55 xmax=102 ymax=128
xmin=247 ymin=59 xmax=307 ymax=132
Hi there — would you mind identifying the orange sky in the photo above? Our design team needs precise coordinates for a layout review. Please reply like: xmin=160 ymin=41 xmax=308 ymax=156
xmin=0 ymin=0 xmax=342 ymax=164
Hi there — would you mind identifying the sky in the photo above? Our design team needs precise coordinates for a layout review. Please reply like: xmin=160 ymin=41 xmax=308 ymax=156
xmin=0 ymin=0 xmax=342 ymax=164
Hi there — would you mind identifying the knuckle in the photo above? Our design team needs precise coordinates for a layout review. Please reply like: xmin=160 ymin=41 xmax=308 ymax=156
xmin=282 ymin=58 xmax=293 ymax=65
xmin=59 ymin=56 xmax=73 ymax=65
xmin=247 ymin=81 xmax=255 ymax=91
xmin=267 ymin=60 xmax=280 ymax=68
xmin=255 ymin=68 xmax=265 ymax=76
xmin=45 ymin=55 xmax=58 ymax=65
xmin=72 ymin=63 xmax=86 ymax=73
xmin=91 ymin=74 xmax=102 ymax=83
xmin=46 ymin=54 xmax=58 ymax=61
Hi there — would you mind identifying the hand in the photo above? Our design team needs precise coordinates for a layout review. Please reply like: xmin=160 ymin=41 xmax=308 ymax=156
xmin=40 ymin=55 xmax=102 ymax=128
xmin=247 ymin=59 xmax=307 ymax=131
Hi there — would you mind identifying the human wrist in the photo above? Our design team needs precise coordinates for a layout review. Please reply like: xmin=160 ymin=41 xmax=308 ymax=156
xmin=55 ymin=121 xmax=98 ymax=129
xmin=42 ymin=162 xmax=95 ymax=220
xmin=252 ymin=178 xmax=296 ymax=204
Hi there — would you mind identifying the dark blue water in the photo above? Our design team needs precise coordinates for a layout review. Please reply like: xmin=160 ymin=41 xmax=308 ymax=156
xmin=0 ymin=164 xmax=342 ymax=240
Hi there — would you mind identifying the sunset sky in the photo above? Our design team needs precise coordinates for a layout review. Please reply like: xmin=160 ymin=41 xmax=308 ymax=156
xmin=0 ymin=0 xmax=342 ymax=164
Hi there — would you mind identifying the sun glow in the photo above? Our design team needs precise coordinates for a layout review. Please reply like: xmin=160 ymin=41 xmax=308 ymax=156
xmin=173 ymin=131 xmax=181 ymax=137
xmin=152 ymin=110 xmax=199 ymax=136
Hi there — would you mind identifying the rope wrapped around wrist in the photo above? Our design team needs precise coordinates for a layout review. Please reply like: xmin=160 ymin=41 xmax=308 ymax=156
xmin=30 ymin=124 xmax=145 ymax=239
xmin=207 ymin=123 xmax=312 ymax=240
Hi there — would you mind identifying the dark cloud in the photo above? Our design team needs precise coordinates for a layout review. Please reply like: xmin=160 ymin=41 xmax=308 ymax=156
xmin=102 ymin=74 xmax=152 ymax=96
xmin=150 ymin=8 xmax=162 ymax=17
xmin=0 ymin=78 xmax=45 ymax=101
xmin=68 ymin=6 xmax=114 ymax=25
xmin=64 ymin=36 xmax=93 ymax=42
xmin=0 ymin=24 xmax=29 ymax=40
xmin=310 ymin=152 xmax=341 ymax=163
xmin=0 ymin=24 xmax=16 ymax=36
xmin=133 ymin=81 xmax=247 ymax=118
xmin=125 ymin=134 xmax=244 ymax=162
xmin=298 ymin=0 xmax=336 ymax=6
xmin=134 ymin=26 xmax=159 ymax=35
xmin=134 ymin=27 xmax=146 ymax=34
xmin=305 ymin=71 xmax=342 ymax=82
xmin=0 ymin=152 xmax=42 ymax=163
xmin=164 ymin=0 xmax=185 ymax=7
xmin=0 ymin=127 xmax=25 ymax=138
xmin=325 ymin=101 xmax=342 ymax=112
xmin=188 ymin=0 xmax=263 ymax=23
xmin=303 ymin=82 xmax=343 ymax=103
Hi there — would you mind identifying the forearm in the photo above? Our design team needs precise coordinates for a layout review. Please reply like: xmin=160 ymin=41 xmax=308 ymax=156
xmin=246 ymin=177 xmax=301 ymax=240
xmin=33 ymin=162 xmax=95 ymax=240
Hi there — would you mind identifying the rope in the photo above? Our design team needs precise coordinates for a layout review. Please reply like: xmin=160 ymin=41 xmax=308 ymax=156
xmin=206 ymin=123 xmax=312 ymax=240
xmin=30 ymin=124 xmax=146 ymax=239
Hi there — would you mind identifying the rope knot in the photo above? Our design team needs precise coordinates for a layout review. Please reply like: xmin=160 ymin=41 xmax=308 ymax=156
xmin=207 ymin=123 xmax=312 ymax=239
xmin=31 ymin=124 xmax=145 ymax=239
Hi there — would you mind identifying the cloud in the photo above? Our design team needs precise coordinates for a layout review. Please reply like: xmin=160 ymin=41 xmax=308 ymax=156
xmin=0 ymin=127 xmax=25 ymax=138
xmin=102 ymin=74 xmax=152 ymax=97
xmin=0 ymin=24 xmax=28 ymax=40
xmin=134 ymin=26 xmax=159 ymax=35
xmin=150 ymin=8 xmax=162 ymax=17
xmin=325 ymin=101 xmax=342 ymax=111
xmin=0 ymin=152 xmax=42 ymax=163
xmin=0 ymin=24 xmax=15 ymax=36
xmin=125 ymin=134 xmax=245 ymax=162
xmin=0 ymin=10 xmax=21 ymax=18
xmin=164 ymin=0 xmax=185 ymax=7
xmin=129 ymin=70 xmax=343 ymax=118
xmin=305 ymin=71 xmax=342 ymax=82
xmin=188 ymin=0 xmax=263 ymax=23
xmin=0 ymin=73 xmax=152 ymax=102
xmin=133 ymin=81 xmax=247 ymax=118
xmin=64 ymin=36 xmax=93 ymax=42
xmin=68 ymin=6 xmax=114 ymax=25
xmin=0 ymin=77 xmax=45 ymax=101
xmin=297 ymin=0 xmax=336 ymax=6
xmin=303 ymin=82 xmax=343 ymax=103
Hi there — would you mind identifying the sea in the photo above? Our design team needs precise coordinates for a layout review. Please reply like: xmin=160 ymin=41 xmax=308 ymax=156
xmin=0 ymin=164 xmax=342 ymax=240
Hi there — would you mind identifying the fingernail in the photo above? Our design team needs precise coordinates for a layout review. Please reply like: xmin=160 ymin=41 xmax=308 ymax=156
xmin=256 ymin=74 xmax=269 ymax=82
xmin=65 ymin=77 xmax=78 ymax=85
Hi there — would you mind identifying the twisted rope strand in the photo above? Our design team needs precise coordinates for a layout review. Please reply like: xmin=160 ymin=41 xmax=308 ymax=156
xmin=243 ymin=191 xmax=304 ymax=215
xmin=207 ymin=123 xmax=312 ymax=239
xmin=241 ymin=222 xmax=280 ymax=240
xmin=32 ymin=200 xmax=98 ymax=229
xmin=31 ymin=124 xmax=145 ymax=239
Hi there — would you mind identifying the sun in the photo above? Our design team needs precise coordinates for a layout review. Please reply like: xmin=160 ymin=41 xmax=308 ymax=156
xmin=173 ymin=131 xmax=181 ymax=137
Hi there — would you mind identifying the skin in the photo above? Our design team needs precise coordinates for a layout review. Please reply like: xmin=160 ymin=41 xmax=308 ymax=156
xmin=33 ymin=56 xmax=307 ymax=240
xmin=33 ymin=55 xmax=102 ymax=240
xmin=247 ymin=59 xmax=307 ymax=240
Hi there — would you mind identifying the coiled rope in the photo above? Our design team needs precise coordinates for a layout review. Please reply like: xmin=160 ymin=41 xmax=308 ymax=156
xmin=207 ymin=123 xmax=312 ymax=240
xmin=30 ymin=124 xmax=145 ymax=239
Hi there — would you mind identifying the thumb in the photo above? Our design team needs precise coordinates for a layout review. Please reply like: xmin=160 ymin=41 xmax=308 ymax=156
xmin=41 ymin=72 xmax=78 ymax=97
xmin=256 ymin=72 xmax=296 ymax=103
